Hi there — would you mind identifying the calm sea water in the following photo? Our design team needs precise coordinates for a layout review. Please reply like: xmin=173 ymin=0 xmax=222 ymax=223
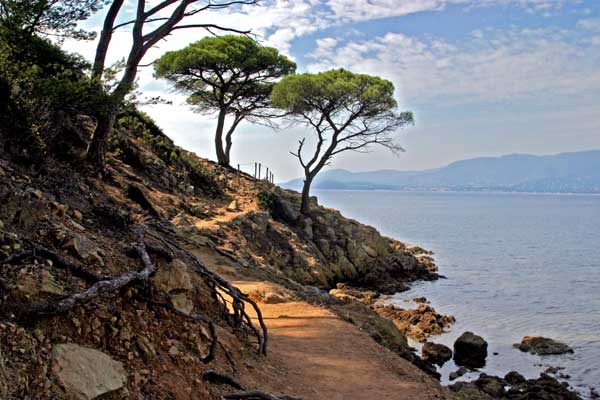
xmin=315 ymin=190 xmax=600 ymax=397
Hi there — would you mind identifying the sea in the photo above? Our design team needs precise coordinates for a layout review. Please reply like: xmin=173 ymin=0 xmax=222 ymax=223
xmin=314 ymin=190 xmax=600 ymax=398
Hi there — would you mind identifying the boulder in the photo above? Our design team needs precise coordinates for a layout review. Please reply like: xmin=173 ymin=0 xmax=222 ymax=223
xmin=170 ymin=292 xmax=194 ymax=314
xmin=52 ymin=344 xmax=127 ymax=400
xmin=421 ymin=342 xmax=452 ymax=366
xmin=475 ymin=373 xmax=506 ymax=398
xmin=454 ymin=331 xmax=488 ymax=368
xmin=449 ymin=366 xmax=470 ymax=381
xmin=152 ymin=259 xmax=192 ymax=293
xmin=272 ymin=197 xmax=300 ymax=223
xmin=504 ymin=371 xmax=526 ymax=385
xmin=375 ymin=303 xmax=455 ymax=342
xmin=515 ymin=336 xmax=573 ymax=355
xmin=62 ymin=233 xmax=103 ymax=265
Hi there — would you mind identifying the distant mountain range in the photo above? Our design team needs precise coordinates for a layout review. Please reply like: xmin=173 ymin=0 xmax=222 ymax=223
xmin=281 ymin=150 xmax=600 ymax=194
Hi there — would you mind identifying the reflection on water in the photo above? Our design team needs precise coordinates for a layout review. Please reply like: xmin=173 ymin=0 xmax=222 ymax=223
xmin=315 ymin=190 xmax=600 ymax=397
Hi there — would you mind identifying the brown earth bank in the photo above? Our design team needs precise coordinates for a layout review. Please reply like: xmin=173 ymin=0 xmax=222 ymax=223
xmin=0 ymin=116 xmax=583 ymax=399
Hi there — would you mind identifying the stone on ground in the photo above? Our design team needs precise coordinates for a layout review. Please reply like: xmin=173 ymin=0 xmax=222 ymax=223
xmin=51 ymin=344 xmax=127 ymax=400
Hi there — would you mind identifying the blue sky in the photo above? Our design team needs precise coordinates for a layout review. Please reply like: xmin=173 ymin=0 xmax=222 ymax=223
xmin=67 ymin=0 xmax=600 ymax=181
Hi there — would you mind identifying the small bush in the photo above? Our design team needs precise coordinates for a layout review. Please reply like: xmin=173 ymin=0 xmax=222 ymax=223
xmin=257 ymin=190 xmax=277 ymax=212
xmin=181 ymin=153 xmax=223 ymax=198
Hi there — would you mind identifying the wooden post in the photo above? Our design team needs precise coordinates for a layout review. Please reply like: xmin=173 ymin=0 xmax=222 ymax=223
xmin=237 ymin=164 xmax=240 ymax=186
xmin=254 ymin=162 xmax=257 ymax=179
xmin=266 ymin=167 xmax=269 ymax=181
xmin=258 ymin=163 xmax=261 ymax=181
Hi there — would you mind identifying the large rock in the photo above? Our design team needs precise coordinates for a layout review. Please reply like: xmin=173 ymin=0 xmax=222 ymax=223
xmin=272 ymin=197 xmax=300 ymax=223
xmin=454 ymin=331 xmax=488 ymax=368
xmin=152 ymin=259 xmax=192 ymax=293
xmin=515 ymin=336 xmax=573 ymax=355
xmin=422 ymin=342 xmax=452 ymax=366
xmin=52 ymin=344 xmax=127 ymax=400
xmin=375 ymin=303 xmax=455 ymax=342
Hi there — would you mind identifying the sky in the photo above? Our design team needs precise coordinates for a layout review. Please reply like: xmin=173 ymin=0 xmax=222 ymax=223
xmin=64 ymin=0 xmax=600 ymax=181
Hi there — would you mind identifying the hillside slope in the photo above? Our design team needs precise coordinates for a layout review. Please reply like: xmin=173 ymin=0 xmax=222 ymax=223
xmin=0 ymin=116 xmax=452 ymax=399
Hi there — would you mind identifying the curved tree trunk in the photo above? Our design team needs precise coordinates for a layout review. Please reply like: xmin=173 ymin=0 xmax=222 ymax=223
xmin=300 ymin=175 xmax=313 ymax=214
xmin=87 ymin=105 xmax=117 ymax=174
xmin=224 ymin=114 xmax=243 ymax=167
xmin=215 ymin=108 xmax=229 ymax=167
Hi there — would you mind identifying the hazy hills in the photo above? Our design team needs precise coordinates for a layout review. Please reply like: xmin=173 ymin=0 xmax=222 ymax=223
xmin=282 ymin=151 xmax=600 ymax=194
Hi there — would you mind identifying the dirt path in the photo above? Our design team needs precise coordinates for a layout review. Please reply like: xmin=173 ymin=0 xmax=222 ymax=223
xmin=232 ymin=280 xmax=450 ymax=400
xmin=185 ymin=194 xmax=453 ymax=399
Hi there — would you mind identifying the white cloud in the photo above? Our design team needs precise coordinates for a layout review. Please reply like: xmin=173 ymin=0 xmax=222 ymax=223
xmin=577 ymin=17 xmax=600 ymax=32
xmin=306 ymin=26 xmax=600 ymax=108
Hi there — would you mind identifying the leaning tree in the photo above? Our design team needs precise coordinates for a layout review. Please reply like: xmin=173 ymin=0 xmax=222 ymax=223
xmin=271 ymin=68 xmax=414 ymax=214
xmin=86 ymin=0 xmax=258 ymax=173
xmin=154 ymin=35 xmax=296 ymax=167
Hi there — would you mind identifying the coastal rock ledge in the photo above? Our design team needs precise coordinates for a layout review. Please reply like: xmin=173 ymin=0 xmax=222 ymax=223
xmin=515 ymin=336 xmax=574 ymax=355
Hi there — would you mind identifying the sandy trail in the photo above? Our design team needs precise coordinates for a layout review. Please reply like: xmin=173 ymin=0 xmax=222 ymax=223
xmin=232 ymin=281 xmax=450 ymax=400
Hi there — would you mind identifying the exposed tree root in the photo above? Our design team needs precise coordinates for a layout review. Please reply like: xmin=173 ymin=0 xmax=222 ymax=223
xmin=4 ymin=241 xmax=113 ymax=282
xmin=223 ymin=390 xmax=303 ymax=400
xmin=9 ymin=229 xmax=155 ymax=320
xmin=203 ymin=369 xmax=244 ymax=390
xmin=147 ymin=227 xmax=268 ymax=355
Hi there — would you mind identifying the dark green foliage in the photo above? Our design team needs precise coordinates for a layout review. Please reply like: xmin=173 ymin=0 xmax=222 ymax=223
xmin=257 ymin=190 xmax=277 ymax=212
xmin=180 ymin=152 xmax=223 ymax=198
xmin=0 ymin=0 xmax=105 ymax=40
xmin=0 ymin=26 xmax=107 ymax=159
xmin=112 ymin=108 xmax=181 ymax=166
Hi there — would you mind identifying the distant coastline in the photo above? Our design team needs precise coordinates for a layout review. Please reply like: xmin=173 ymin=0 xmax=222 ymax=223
xmin=282 ymin=150 xmax=600 ymax=195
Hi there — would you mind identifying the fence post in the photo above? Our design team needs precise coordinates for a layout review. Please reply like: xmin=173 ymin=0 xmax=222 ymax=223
xmin=266 ymin=167 xmax=269 ymax=181
xmin=258 ymin=163 xmax=261 ymax=182
xmin=254 ymin=162 xmax=257 ymax=179
xmin=237 ymin=164 xmax=240 ymax=186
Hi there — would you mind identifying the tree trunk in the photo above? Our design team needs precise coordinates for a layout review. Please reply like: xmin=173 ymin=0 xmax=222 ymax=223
xmin=224 ymin=115 xmax=243 ymax=166
xmin=86 ymin=106 xmax=117 ymax=174
xmin=300 ymin=174 xmax=313 ymax=214
xmin=215 ymin=108 xmax=229 ymax=167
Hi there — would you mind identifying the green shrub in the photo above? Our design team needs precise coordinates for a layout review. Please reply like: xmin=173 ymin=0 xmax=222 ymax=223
xmin=180 ymin=153 xmax=223 ymax=198
xmin=257 ymin=190 xmax=277 ymax=211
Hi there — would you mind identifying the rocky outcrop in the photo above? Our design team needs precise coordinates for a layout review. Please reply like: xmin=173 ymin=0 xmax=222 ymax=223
xmin=515 ymin=336 xmax=573 ymax=355
xmin=454 ymin=331 xmax=488 ymax=368
xmin=449 ymin=372 xmax=581 ymax=400
xmin=151 ymin=259 xmax=194 ymax=313
xmin=421 ymin=342 xmax=452 ymax=366
xmin=374 ymin=303 xmax=455 ymax=342
xmin=231 ymin=190 xmax=439 ymax=292
xmin=51 ymin=344 xmax=127 ymax=400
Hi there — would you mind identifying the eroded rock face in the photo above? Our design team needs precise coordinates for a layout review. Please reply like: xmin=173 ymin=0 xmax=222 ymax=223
xmin=374 ymin=303 xmax=455 ymax=342
xmin=422 ymin=342 xmax=452 ymax=366
xmin=52 ymin=344 xmax=127 ymax=400
xmin=454 ymin=331 xmax=488 ymax=368
xmin=515 ymin=336 xmax=573 ymax=355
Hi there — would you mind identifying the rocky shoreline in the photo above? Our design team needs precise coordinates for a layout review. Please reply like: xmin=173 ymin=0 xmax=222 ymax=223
xmin=328 ymin=281 xmax=591 ymax=399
